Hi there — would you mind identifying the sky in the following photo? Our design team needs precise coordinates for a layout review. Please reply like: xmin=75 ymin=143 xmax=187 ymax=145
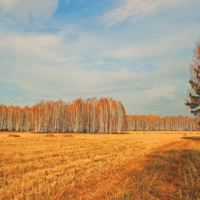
xmin=0 ymin=0 xmax=200 ymax=117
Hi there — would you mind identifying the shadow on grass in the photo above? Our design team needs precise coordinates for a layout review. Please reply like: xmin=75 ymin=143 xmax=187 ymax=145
xmin=112 ymin=146 xmax=200 ymax=200
xmin=80 ymin=132 xmax=130 ymax=135
xmin=111 ymin=132 xmax=130 ymax=134
xmin=33 ymin=132 xmax=130 ymax=135
xmin=182 ymin=136 xmax=200 ymax=141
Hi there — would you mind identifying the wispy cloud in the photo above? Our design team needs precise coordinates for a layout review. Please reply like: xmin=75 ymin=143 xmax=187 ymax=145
xmin=104 ymin=0 xmax=199 ymax=26
xmin=0 ymin=86 xmax=16 ymax=90
xmin=0 ymin=31 xmax=64 ymax=62
xmin=65 ymin=0 xmax=71 ymax=5
xmin=0 ymin=0 xmax=59 ymax=24
xmin=15 ymin=97 xmax=23 ymax=101
xmin=3 ymin=97 xmax=11 ymax=100
xmin=106 ymin=32 xmax=192 ymax=59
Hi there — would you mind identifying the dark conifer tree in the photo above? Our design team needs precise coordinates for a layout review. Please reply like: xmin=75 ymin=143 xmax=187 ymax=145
xmin=185 ymin=36 xmax=200 ymax=118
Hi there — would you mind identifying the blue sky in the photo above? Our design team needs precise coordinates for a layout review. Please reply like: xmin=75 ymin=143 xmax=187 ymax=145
xmin=0 ymin=0 xmax=200 ymax=117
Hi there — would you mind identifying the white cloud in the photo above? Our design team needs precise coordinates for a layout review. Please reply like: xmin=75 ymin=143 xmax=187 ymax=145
xmin=26 ymin=101 xmax=34 ymax=105
xmin=15 ymin=97 xmax=23 ymax=101
xmin=65 ymin=0 xmax=71 ymax=5
xmin=104 ymin=0 xmax=199 ymax=26
xmin=104 ymin=31 xmax=196 ymax=59
xmin=128 ymin=85 xmax=177 ymax=115
xmin=0 ymin=30 xmax=80 ymax=64
xmin=0 ymin=86 xmax=16 ymax=90
xmin=132 ymin=85 xmax=176 ymax=104
xmin=0 ymin=0 xmax=59 ymax=23
xmin=95 ymin=60 xmax=104 ymax=66
xmin=0 ymin=0 xmax=19 ymax=11
xmin=3 ymin=97 xmax=11 ymax=100
xmin=60 ymin=87 xmax=73 ymax=91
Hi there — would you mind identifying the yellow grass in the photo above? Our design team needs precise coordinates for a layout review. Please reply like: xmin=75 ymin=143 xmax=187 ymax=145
xmin=112 ymin=135 xmax=200 ymax=199
xmin=0 ymin=131 xmax=199 ymax=199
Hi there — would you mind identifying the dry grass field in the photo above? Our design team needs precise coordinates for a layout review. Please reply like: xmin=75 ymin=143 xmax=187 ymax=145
xmin=0 ymin=131 xmax=200 ymax=199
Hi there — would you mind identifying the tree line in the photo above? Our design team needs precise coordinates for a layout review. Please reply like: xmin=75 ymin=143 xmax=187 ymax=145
xmin=0 ymin=98 xmax=126 ymax=133
xmin=126 ymin=115 xmax=198 ymax=131
xmin=0 ymin=97 xmax=199 ymax=133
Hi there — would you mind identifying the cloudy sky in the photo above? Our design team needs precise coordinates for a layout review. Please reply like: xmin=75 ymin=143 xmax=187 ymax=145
xmin=0 ymin=0 xmax=200 ymax=117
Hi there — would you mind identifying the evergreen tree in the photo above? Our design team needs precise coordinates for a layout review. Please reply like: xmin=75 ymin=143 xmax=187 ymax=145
xmin=185 ymin=36 xmax=200 ymax=117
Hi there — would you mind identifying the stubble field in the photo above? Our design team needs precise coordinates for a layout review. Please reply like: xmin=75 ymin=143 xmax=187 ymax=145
xmin=0 ymin=131 xmax=200 ymax=199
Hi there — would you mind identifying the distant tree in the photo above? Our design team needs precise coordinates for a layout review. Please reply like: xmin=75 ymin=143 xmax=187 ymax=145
xmin=91 ymin=97 xmax=97 ymax=133
xmin=116 ymin=100 xmax=126 ymax=133
xmin=185 ymin=36 xmax=200 ymax=127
